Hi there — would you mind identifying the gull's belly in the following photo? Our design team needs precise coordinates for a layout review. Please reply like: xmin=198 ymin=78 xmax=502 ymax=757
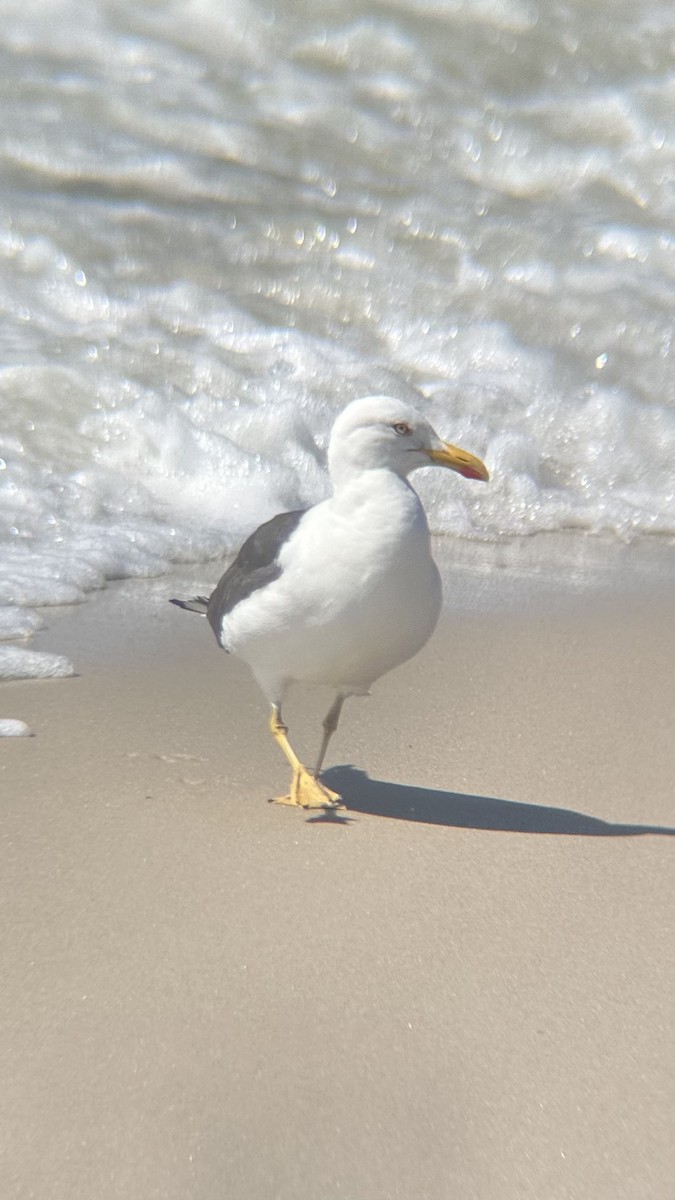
xmin=221 ymin=476 xmax=444 ymax=697
xmin=290 ymin=560 xmax=442 ymax=688
xmin=225 ymin=529 xmax=442 ymax=693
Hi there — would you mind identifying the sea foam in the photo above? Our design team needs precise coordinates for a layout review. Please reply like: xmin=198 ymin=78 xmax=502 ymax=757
xmin=0 ymin=718 xmax=32 ymax=737
xmin=1 ymin=0 xmax=674 ymax=660
xmin=0 ymin=647 xmax=75 ymax=681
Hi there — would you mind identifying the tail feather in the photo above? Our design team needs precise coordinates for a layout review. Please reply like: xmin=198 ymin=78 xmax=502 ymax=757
xmin=169 ymin=595 xmax=210 ymax=616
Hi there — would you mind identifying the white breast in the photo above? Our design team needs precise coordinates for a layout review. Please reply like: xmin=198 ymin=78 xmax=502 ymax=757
xmin=222 ymin=471 xmax=442 ymax=701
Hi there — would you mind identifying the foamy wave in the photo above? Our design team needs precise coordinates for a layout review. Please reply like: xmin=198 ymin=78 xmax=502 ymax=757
xmin=1 ymin=0 xmax=674 ymax=666
xmin=0 ymin=607 xmax=44 ymax=640
xmin=0 ymin=647 xmax=75 ymax=681
xmin=0 ymin=718 xmax=32 ymax=736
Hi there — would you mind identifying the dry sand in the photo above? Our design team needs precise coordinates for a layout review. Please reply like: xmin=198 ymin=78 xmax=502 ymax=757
xmin=1 ymin=540 xmax=674 ymax=1200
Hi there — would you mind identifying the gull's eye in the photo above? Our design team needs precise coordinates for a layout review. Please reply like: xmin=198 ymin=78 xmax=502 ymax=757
xmin=392 ymin=422 xmax=412 ymax=436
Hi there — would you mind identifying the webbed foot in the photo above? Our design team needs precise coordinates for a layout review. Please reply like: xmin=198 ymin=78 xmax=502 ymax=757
xmin=270 ymin=766 xmax=344 ymax=810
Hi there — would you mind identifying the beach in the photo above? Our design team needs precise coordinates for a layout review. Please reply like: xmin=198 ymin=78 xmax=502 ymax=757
xmin=2 ymin=540 xmax=674 ymax=1200
xmin=3 ymin=0 xmax=675 ymax=1194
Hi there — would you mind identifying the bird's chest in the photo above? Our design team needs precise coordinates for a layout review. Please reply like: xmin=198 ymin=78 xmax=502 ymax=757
xmin=225 ymin=480 xmax=442 ymax=690
xmin=287 ymin=486 xmax=440 ymax=629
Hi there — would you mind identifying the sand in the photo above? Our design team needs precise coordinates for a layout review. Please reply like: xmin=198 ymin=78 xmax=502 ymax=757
xmin=1 ymin=539 xmax=674 ymax=1200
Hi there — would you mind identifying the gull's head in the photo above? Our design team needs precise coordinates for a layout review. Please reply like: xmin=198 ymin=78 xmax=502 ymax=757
xmin=327 ymin=395 xmax=489 ymax=484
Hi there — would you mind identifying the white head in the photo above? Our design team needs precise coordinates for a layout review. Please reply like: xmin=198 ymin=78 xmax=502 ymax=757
xmin=327 ymin=395 xmax=489 ymax=486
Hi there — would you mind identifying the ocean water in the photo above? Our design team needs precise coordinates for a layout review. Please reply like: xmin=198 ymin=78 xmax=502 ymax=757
xmin=1 ymin=0 xmax=674 ymax=680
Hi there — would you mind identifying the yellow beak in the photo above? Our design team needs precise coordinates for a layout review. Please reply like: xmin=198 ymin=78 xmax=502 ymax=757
xmin=426 ymin=442 xmax=490 ymax=482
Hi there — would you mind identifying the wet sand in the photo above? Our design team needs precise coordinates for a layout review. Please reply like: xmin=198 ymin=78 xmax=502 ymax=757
xmin=2 ymin=546 xmax=674 ymax=1199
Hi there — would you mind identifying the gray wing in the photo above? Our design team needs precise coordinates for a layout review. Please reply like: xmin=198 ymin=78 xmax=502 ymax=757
xmin=206 ymin=509 xmax=307 ymax=647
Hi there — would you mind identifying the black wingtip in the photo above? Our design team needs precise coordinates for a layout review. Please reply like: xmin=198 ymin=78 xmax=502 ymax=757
xmin=169 ymin=596 xmax=209 ymax=615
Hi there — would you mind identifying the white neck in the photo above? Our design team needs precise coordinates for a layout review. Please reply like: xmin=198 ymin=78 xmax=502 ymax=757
xmin=329 ymin=466 xmax=430 ymax=539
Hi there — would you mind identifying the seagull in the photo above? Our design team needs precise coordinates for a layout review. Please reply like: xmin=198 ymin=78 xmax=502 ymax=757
xmin=170 ymin=396 xmax=489 ymax=810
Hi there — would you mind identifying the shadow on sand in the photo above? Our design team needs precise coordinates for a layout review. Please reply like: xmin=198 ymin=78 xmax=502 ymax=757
xmin=310 ymin=766 xmax=675 ymax=837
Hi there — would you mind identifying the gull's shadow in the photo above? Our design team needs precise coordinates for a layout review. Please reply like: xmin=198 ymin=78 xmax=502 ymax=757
xmin=319 ymin=766 xmax=675 ymax=837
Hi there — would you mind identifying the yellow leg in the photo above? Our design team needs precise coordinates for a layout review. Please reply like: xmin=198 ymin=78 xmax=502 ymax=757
xmin=314 ymin=694 xmax=345 ymax=776
xmin=268 ymin=706 xmax=344 ymax=809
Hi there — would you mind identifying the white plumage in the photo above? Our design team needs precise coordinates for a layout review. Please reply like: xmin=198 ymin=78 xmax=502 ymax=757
xmin=172 ymin=395 xmax=489 ymax=810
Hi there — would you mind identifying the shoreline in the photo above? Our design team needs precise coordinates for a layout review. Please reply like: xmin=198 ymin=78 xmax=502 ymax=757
xmin=6 ymin=527 xmax=675 ymax=668
xmin=2 ymin=540 xmax=674 ymax=1198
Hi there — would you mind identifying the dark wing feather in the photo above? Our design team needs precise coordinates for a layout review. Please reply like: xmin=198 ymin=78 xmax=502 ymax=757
xmin=169 ymin=596 xmax=210 ymax=615
xmin=206 ymin=509 xmax=307 ymax=646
